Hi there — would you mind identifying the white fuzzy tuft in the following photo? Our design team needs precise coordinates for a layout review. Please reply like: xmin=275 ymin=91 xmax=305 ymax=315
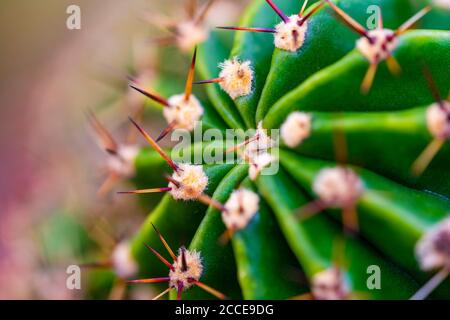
xmin=111 ymin=242 xmax=138 ymax=279
xmin=356 ymin=29 xmax=398 ymax=64
xmin=169 ymin=164 xmax=208 ymax=200
xmin=165 ymin=94 xmax=204 ymax=131
xmin=274 ymin=15 xmax=308 ymax=52
xmin=242 ymin=122 xmax=276 ymax=181
xmin=169 ymin=248 xmax=203 ymax=290
xmin=176 ymin=21 xmax=208 ymax=52
xmin=218 ymin=58 xmax=254 ymax=99
xmin=416 ymin=217 xmax=450 ymax=271
xmin=281 ymin=112 xmax=312 ymax=148
xmin=313 ymin=167 xmax=364 ymax=208
xmin=426 ymin=102 xmax=450 ymax=140
xmin=107 ymin=145 xmax=139 ymax=178
xmin=312 ymin=268 xmax=349 ymax=300
xmin=434 ymin=0 xmax=450 ymax=11
xmin=248 ymin=152 xmax=275 ymax=181
xmin=223 ymin=188 xmax=259 ymax=231
xmin=243 ymin=122 xmax=275 ymax=157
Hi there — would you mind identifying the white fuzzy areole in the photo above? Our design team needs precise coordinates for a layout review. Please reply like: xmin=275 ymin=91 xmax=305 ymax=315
xmin=313 ymin=167 xmax=364 ymax=208
xmin=434 ymin=0 xmax=450 ymax=11
xmin=169 ymin=164 xmax=208 ymax=200
xmin=218 ymin=58 xmax=254 ymax=99
xmin=244 ymin=122 xmax=275 ymax=157
xmin=274 ymin=15 xmax=308 ymax=52
xmin=111 ymin=242 xmax=138 ymax=279
xmin=248 ymin=152 xmax=275 ymax=181
xmin=107 ymin=145 xmax=139 ymax=177
xmin=281 ymin=112 xmax=312 ymax=148
xmin=169 ymin=248 xmax=203 ymax=290
xmin=176 ymin=21 xmax=208 ymax=52
xmin=426 ymin=102 xmax=450 ymax=140
xmin=416 ymin=217 xmax=450 ymax=271
xmin=312 ymin=268 xmax=349 ymax=300
xmin=223 ymin=188 xmax=260 ymax=231
xmin=356 ymin=29 xmax=398 ymax=64
xmin=242 ymin=122 xmax=276 ymax=181
xmin=165 ymin=94 xmax=204 ymax=131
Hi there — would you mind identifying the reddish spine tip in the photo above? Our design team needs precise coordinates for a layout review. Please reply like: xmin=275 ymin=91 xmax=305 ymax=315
xmin=197 ymin=193 xmax=227 ymax=212
xmin=126 ymin=75 xmax=136 ymax=83
xmin=143 ymin=242 xmax=175 ymax=271
xmin=105 ymin=148 xmax=118 ymax=156
xmin=326 ymin=0 xmax=368 ymax=37
xmin=129 ymin=84 xmax=169 ymax=107
xmin=180 ymin=246 xmax=188 ymax=272
xmin=151 ymin=223 xmax=177 ymax=261
xmin=422 ymin=67 xmax=444 ymax=106
xmin=216 ymin=26 xmax=276 ymax=33
xmin=86 ymin=110 xmax=118 ymax=154
xmin=396 ymin=6 xmax=431 ymax=35
xmin=298 ymin=1 xmax=325 ymax=26
xmin=117 ymin=187 xmax=172 ymax=195
xmin=165 ymin=175 xmax=181 ymax=188
xmin=184 ymin=47 xmax=198 ymax=102
xmin=128 ymin=277 xmax=170 ymax=284
xmin=128 ymin=117 xmax=180 ymax=172
xmin=156 ymin=121 xmax=178 ymax=142
xmin=117 ymin=191 xmax=134 ymax=195
xmin=265 ymin=0 xmax=289 ymax=23
xmin=193 ymin=77 xmax=224 ymax=85
xmin=177 ymin=281 xmax=184 ymax=300
xmin=194 ymin=281 xmax=228 ymax=300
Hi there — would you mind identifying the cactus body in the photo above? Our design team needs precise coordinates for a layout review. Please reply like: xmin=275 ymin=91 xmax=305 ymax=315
xmin=86 ymin=0 xmax=450 ymax=300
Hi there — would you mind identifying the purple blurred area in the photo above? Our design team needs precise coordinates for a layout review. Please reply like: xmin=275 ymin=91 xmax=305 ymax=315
xmin=0 ymin=0 xmax=244 ymax=299
xmin=0 ymin=0 xmax=157 ymax=299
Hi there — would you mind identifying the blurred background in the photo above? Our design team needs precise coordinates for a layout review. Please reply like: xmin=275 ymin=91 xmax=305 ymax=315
xmin=0 ymin=0 xmax=246 ymax=299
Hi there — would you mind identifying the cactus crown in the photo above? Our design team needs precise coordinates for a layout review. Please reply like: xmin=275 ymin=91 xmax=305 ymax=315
xmin=84 ymin=0 xmax=450 ymax=300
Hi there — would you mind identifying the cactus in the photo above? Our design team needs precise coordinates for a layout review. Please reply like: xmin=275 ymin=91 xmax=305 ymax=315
xmin=84 ymin=0 xmax=450 ymax=300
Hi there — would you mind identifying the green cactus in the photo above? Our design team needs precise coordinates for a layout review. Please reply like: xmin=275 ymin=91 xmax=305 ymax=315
xmin=86 ymin=0 xmax=450 ymax=300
